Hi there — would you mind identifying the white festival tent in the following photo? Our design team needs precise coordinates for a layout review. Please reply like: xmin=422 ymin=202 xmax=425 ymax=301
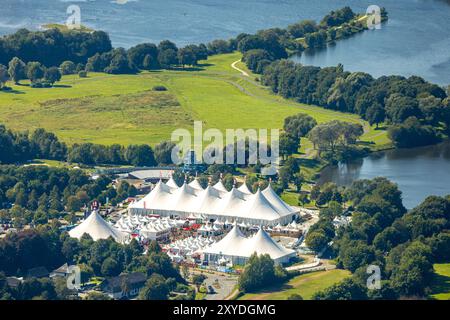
xmin=129 ymin=180 xmax=299 ymax=225
xmin=69 ymin=211 xmax=128 ymax=243
xmin=202 ymin=224 xmax=296 ymax=265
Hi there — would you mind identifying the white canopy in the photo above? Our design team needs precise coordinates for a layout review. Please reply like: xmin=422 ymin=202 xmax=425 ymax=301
xmin=69 ymin=211 xmax=127 ymax=243
xmin=203 ymin=225 xmax=295 ymax=263
xmin=129 ymin=180 xmax=298 ymax=225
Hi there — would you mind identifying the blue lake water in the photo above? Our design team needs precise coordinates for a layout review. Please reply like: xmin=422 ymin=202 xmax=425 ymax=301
xmin=318 ymin=141 xmax=450 ymax=209
xmin=1 ymin=0 xmax=449 ymax=84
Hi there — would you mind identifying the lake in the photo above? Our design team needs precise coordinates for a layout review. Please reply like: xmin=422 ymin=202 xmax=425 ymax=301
xmin=1 ymin=0 xmax=450 ymax=85
xmin=318 ymin=141 xmax=450 ymax=209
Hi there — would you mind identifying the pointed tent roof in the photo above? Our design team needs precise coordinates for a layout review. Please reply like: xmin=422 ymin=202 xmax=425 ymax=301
xmin=213 ymin=180 xmax=228 ymax=193
xmin=69 ymin=211 xmax=126 ymax=243
xmin=238 ymin=182 xmax=252 ymax=194
xmin=218 ymin=187 xmax=247 ymax=215
xmin=203 ymin=223 xmax=246 ymax=256
xmin=242 ymin=227 xmax=295 ymax=260
xmin=166 ymin=177 xmax=179 ymax=189
xmin=188 ymin=178 xmax=204 ymax=190
xmin=130 ymin=180 xmax=173 ymax=210
xmin=170 ymin=183 xmax=198 ymax=212
xmin=262 ymin=184 xmax=296 ymax=216
xmin=203 ymin=225 xmax=295 ymax=261
xmin=244 ymin=189 xmax=280 ymax=221
xmin=196 ymin=185 xmax=222 ymax=213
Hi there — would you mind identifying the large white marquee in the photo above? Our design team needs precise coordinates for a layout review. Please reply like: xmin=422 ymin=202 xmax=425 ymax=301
xmin=202 ymin=224 xmax=296 ymax=265
xmin=128 ymin=178 xmax=299 ymax=225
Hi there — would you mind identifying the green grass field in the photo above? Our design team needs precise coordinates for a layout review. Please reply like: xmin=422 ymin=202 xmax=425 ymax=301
xmin=238 ymin=269 xmax=351 ymax=300
xmin=430 ymin=263 xmax=450 ymax=300
xmin=0 ymin=52 xmax=390 ymax=148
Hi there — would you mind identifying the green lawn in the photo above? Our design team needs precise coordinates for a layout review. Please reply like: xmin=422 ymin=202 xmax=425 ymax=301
xmin=238 ymin=269 xmax=351 ymax=300
xmin=0 ymin=52 xmax=390 ymax=147
xmin=430 ymin=263 xmax=450 ymax=300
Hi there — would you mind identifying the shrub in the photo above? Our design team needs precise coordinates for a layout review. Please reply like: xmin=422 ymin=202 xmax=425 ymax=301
xmin=78 ymin=71 xmax=88 ymax=78
xmin=152 ymin=85 xmax=167 ymax=91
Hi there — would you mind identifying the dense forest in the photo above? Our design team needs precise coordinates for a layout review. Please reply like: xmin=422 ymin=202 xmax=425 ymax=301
xmin=0 ymin=165 xmax=137 ymax=225
xmin=305 ymin=178 xmax=450 ymax=299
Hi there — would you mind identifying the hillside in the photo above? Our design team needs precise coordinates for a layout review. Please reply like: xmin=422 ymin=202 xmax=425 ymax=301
xmin=0 ymin=52 xmax=389 ymax=147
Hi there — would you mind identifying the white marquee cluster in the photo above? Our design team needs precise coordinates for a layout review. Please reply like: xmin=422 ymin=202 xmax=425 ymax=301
xmin=128 ymin=178 xmax=299 ymax=225
xmin=202 ymin=224 xmax=296 ymax=265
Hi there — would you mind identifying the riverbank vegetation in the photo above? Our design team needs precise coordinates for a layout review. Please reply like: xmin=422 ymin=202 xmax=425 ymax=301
xmin=310 ymin=178 xmax=450 ymax=299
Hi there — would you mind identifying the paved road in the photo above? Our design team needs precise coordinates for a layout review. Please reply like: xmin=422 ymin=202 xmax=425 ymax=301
xmin=202 ymin=273 xmax=238 ymax=300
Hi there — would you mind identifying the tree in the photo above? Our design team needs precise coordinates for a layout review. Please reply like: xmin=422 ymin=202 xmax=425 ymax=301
xmin=157 ymin=49 xmax=178 ymax=68
xmin=388 ymin=117 xmax=439 ymax=148
xmin=66 ymin=196 xmax=82 ymax=212
xmin=192 ymin=274 xmax=206 ymax=290
xmin=279 ymin=133 xmax=298 ymax=159
xmin=44 ymin=67 xmax=61 ymax=85
xmin=366 ymin=103 xmax=385 ymax=128
xmin=8 ymin=57 xmax=26 ymax=84
xmin=26 ymin=62 xmax=45 ymax=83
xmin=154 ymin=141 xmax=176 ymax=165
xmin=305 ymin=231 xmax=329 ymax=252
xmin=177 ymin=47 xmax=197 ymax=67
xmin=85 ymin=291 xmax=112 ymax=300
xmin=388 ymin=241 xmax=433 ymax=296
xmin=127 ymin=43 xmax=158 ymax=70
xmin=60 ymin=61 xmax=76 ymax=75
xmin=139 ymin=273 xmax=169 ymax=300
xmin=101 ymin=257 xmax=121 ymax=277
xmin=0 ymin=64 xmax=9 ymax=89
xmin=125 ymin=145 xmax=156 ymax=166
xmin=283 ymin=113 xmax=318 ymax=139
xmin=238 ymin=254 xmax=277 ymax=293
xmin=313 ymin=278 xmax=367 ymax=300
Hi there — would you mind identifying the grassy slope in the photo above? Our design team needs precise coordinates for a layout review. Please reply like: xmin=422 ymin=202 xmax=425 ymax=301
xmin=0 ymin=51 xmax=389 ymax=147
xmin=238 ymin=269 xmax=351 ymax=300
xmin=430 ymin=263 xmax=450 ymax=300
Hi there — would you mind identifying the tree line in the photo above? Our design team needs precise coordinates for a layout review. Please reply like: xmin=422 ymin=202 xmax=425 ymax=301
xmin=0 ymin=166 xmax=137 ymax=225
xmin=0 ymin=124 xmax=164 ymax=167
xmin=240 ymin=7 xmax=388 ymax=74
xmin=259 ymin=60 xmax=450 ymax=148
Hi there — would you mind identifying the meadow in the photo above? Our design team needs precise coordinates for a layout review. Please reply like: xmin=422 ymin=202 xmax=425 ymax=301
xmin=238 ymin=269 xmax=351 ymax=300
xmin=0 ymin=52 xmax=390 ymax=148
xmin=430 ymin=263 xmax=450 ymax=300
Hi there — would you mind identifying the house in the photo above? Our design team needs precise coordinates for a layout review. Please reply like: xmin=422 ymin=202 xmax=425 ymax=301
xmin=100 ymin=272 xmax=147 ymax=299
xmin=6 ymin=277 xmax=23 ymax=289
xmin=50 ymin=263 xmax=71 ymax=278
xmin=26 ymin=266 xmax=49 ymax=279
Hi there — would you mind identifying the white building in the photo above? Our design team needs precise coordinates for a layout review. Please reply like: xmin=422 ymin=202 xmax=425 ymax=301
xmin=202 ymin=224 xmax=296 ymax=265
xmin=128 ymin=178 xmax=299 ymax=226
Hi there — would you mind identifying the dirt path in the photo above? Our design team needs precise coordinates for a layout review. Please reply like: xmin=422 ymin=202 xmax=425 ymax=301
xmin=231 ymin=60 xmax=249 ymax=77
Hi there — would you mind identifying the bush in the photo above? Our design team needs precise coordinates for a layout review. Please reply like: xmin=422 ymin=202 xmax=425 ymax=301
xmin=78 ymin=71 xmax=88 ymax=78
xmin=152 ymin=85 xmax=167 ymax=91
